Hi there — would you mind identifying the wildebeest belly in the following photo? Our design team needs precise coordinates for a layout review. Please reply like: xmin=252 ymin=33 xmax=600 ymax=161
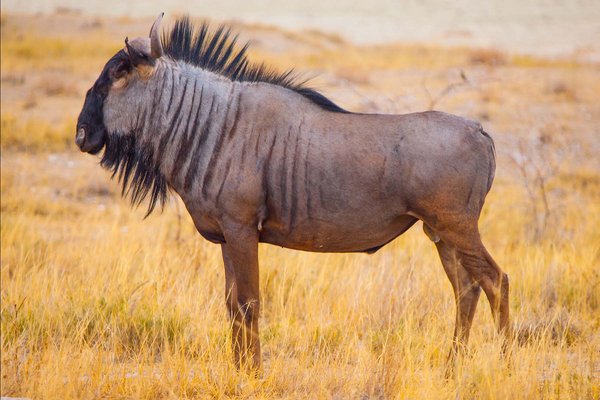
xmin=259 ymin=214 xmax=417 ymax=253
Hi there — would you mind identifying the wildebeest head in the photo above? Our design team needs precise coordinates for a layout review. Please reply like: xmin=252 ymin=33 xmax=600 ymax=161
xmin=75 ymin=13 xmax=164 ymax=154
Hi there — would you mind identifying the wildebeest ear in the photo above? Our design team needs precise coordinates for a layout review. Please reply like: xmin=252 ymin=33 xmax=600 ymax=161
xmin=125 ymin=37 xmax=155 ymax=67
xmin=149 ymin=12 xmax=164 ymax=59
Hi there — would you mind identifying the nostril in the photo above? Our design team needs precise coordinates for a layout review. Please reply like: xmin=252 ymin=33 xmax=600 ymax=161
xmin=75 ymin=127 xmax=86 ymax=147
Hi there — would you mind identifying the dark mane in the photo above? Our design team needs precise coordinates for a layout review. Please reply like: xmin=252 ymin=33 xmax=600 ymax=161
xmin=162 ymin=16 xmax=350 ymax=114
xmin=100 ymin=132 xmax=169 ymax=218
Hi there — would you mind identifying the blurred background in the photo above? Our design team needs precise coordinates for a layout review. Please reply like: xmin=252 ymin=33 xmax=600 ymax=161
xmin=3 ymin=0 xmax=600 ymax=57
xmin=1 ymin=1 xmax=599 ymax=399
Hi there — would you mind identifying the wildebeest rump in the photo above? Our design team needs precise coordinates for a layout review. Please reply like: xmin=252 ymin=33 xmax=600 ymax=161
xmin=76 ymin=14 xmax=510 ymax=371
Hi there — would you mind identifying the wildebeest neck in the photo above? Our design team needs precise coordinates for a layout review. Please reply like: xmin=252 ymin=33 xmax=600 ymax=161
xmin=104 ymin=61 xmax=242 ymax=209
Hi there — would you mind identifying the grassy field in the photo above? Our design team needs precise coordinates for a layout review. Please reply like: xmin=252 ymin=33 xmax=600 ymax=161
xmin=1 ymin=13 xmax=599 ymax=399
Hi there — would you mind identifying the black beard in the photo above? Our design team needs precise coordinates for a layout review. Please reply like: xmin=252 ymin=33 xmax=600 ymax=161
xmin=100 ymin=132 xmax=170 ymax=217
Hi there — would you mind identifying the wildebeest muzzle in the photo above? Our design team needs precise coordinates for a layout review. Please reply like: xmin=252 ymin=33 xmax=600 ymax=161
xmin=76 ymin=86 xmax=108 ymax=154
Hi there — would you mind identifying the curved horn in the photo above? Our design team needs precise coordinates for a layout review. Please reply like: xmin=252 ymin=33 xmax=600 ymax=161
xmin=149 ymin=12 xmax=164 ymax=59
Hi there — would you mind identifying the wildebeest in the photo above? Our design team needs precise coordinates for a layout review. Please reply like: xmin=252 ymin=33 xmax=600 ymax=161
xmin=76 ymin=13 xmax=510 ymax=371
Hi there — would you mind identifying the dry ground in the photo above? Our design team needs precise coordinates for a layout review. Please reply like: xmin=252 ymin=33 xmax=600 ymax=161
xmin=1 ymin=13 xmax=600 ymax=399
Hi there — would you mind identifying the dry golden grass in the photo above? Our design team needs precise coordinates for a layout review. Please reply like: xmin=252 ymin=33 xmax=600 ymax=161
xmin=2 ymin=14 xmax=600 ymax=400
xmin=1 ymin=113 xmax=75 ymax=152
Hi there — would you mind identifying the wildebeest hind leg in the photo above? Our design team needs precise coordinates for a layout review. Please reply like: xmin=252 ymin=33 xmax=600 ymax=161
xmin=431 ymin=222 xmax=511 ymax=350
xmin=455 ymin=244 xmax=509 ymax=337
xmin=448 ymin=234 xmax=510 ymax=341
xmin=432 ymin=236 xmax=481 ymax=372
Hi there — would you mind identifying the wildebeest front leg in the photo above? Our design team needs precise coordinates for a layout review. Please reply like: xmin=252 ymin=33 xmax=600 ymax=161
xmin=221 ymin=226 xmax=261 ymax=371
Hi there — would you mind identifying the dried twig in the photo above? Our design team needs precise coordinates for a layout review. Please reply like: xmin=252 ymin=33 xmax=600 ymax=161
xmin=508 ymin=125 xmax=570 ymax=240
xmin=422 ymin=69 xmax=471 ymax=111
